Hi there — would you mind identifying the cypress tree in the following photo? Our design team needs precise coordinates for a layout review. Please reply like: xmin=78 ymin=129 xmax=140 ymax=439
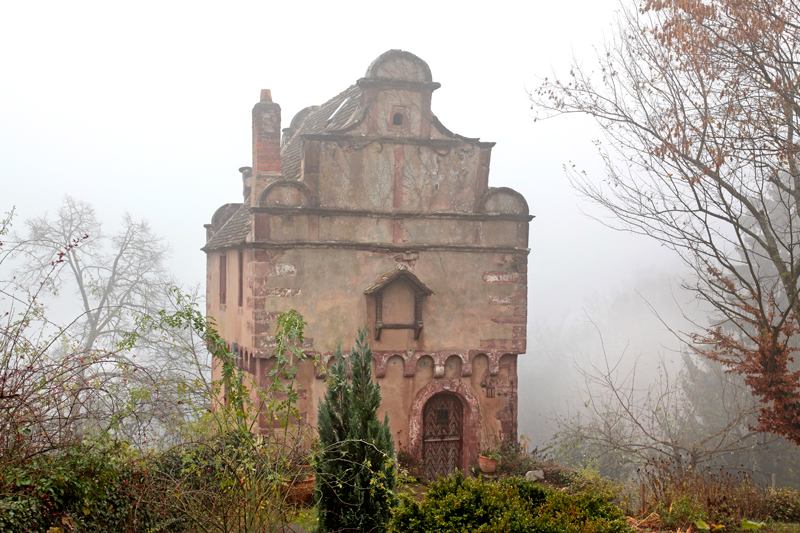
xmin=315 ymin=328 xmax=397 ymax=533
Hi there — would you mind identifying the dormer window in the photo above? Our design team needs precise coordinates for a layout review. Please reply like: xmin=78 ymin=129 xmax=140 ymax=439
xmin=364 ymin=264 xmax=433 ymax=340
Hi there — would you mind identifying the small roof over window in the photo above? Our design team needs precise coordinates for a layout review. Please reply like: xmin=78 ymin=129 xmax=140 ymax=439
xmin=364 ymin=264 xmax=433 ymax=341
xmin=364 ymin=264 xmax=433 ymax=296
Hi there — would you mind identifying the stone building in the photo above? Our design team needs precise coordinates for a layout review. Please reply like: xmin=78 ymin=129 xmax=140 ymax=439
xmin=203 ymin=50 xmax=531 ymax=478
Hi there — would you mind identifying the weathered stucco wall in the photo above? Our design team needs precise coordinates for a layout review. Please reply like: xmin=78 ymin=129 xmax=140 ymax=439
xmin=306 ymin=140 xmax=489 ymax=213
xmin=204 ymin=50 xmax=532 ymax=473
xmin=245 ymin=247 xmax=525 ymax=354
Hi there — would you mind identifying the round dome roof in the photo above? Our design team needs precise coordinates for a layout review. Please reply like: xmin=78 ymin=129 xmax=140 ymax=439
xmin=364 ymin=50 xmax=432 ymax=83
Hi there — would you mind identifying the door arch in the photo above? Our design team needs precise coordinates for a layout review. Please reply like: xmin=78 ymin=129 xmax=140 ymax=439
xmin=422 ymin=392 xmax=463 ymax=479
xmin=408 ymin=379 xmax=482 ymax=477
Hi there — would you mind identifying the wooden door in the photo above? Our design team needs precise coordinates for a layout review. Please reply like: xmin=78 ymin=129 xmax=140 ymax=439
xmin=423 ymin=393 xmax=463 ymax=479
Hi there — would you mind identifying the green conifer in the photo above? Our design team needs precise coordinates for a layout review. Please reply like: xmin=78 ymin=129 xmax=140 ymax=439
xmin=315 ymin=328 xmax=397 ymax=532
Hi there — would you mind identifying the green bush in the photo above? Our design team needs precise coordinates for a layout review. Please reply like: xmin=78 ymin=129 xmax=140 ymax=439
xmin=532 ymin=488 xmax=631 ymax=533
xmin=653 ymin=493 xmax=706 ymax=530
xmin=389 ymin=474 xmax=632 ymax=533
xmin=389 ymin=474 xmax=541 ymax=533
xmin=497 ymin=434 xmax=543 ymax=477
xmin=0 ymin=497 xmax=43 ymax=533
xmin=0 ymin=443 xmax=178 ymax=533
xmin=1 ymin=309 xmax=317 ymax=533
xmin=766 ymin=488 xmax=800 ymax=523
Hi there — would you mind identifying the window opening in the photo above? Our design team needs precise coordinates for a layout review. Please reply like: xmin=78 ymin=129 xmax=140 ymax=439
xmin=219 ymin=254 xmax=227 ymax=305
xmin=392 ymin=112 xmax=404 ymax=126
xmin=237 ymin=250 xmax=244 ymax=307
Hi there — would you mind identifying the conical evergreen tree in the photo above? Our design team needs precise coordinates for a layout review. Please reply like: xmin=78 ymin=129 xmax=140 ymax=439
xmin=315 ymin=328 xmax=397 ymax=533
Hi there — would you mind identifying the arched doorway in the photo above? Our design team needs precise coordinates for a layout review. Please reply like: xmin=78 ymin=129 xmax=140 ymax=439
xmin=422 ymin=392 xmax=463 ymax=479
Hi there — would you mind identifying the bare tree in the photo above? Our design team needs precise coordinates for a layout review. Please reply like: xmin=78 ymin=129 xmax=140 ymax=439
xmin=533 ymin=0 xmax=800 ymax=442
xmin=12 ymin=196 xmax=170 ymax=352
xmin=3 ymin=198 xmax=210 ymax=448
xmin=548 ymin=325 xmax=785 ymax=480
xmin=0 ymin=207 xmax=143 ymax=462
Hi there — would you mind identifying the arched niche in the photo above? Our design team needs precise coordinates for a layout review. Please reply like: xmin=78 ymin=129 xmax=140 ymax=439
xmin=384 ymin=355 xmax=406 ymax=379
xmin=257 ymin=180 xmax=319 ymax=208
xmin=444 ymin=354 xmax=463 ymax=379
xmin=374 ymin=352 xmax=407 ymax=378
xmin=314 ymin=352 xmax=336 ymax=379
xmin=415 ymin=355 xmax=435 ymax=379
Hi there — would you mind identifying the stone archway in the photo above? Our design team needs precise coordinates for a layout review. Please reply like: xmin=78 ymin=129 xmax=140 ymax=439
xmin=408 ymin=380 xmax=482 ymax=475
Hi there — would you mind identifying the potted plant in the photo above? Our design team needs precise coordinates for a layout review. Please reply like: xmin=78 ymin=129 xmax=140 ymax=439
xmin=282 ymin=448 xmax=316 ymax=505
xmin=284 ymin=470 xmax=315 ymax=505
xmin=478 ymin=448 xmax=500 ymax=474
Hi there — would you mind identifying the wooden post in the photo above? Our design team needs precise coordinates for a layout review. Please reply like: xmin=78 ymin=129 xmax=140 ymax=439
xmin=640 ymin=482 xmax=647 ymax=516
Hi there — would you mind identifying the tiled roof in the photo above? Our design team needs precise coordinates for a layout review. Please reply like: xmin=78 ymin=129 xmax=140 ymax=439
xmin=281 ymin=84 xmax=364 ymax=180
xmin=203 ymin=203 xmax=250 ymax=250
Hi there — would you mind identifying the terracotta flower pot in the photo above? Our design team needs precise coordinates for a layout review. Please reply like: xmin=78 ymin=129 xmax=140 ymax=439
xmin=283 ymin=476 xmax=316 ymax=505
xmin=478 ymin=455 xmax=498 ymax=474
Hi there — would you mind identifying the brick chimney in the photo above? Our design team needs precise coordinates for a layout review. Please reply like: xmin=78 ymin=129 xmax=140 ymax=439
xmin=251 ymin=89 xmax=281 ymax=205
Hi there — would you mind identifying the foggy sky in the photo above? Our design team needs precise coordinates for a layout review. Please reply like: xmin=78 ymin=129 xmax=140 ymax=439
xmin=1 ymin=0 xmax=687 ymax=442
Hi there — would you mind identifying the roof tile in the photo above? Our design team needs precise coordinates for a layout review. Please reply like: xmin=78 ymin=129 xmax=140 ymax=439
xmin=281 ymin=85 xmax=363 ymax=180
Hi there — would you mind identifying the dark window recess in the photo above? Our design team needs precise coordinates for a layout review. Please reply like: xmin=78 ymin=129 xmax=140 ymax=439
xmin=392 ymin=112 xmax=404 ymax=126
xmin=219 ymin=254 xmax=227 ymax=305
xmin=238 ymin=250 xmax=244 ymax=307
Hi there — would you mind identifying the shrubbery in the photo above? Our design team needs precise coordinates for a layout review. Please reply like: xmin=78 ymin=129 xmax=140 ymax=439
xmin=389 ymin=474 xmax=632 ymax=533
xmin=0 ymin=283 xmax=316 ymax=533
xmin=766 ymin=487 xmax=800 ymax=523
xmin=497 ymin=434 xmax=540 ymax=477
xmin=0 ymin=442 xmax=179 ymax=533
xmin=639 ymin=459 xmax=776 ymax=530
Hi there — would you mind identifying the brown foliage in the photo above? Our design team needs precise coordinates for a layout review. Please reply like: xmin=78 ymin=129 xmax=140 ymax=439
xmin=533 ymin=0 xmax=800 ymax=442
xmin=638 ymin=458 xmax=772 ymax=530
xmin=694 ymin=270 xmax=800 ymax=442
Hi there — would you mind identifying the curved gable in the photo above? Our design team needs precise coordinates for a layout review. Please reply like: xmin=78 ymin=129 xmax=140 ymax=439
xmin=364 ymin=49 xmax=433 ymax=82
xmin=478 ymin=187 xmax=529 ymax=215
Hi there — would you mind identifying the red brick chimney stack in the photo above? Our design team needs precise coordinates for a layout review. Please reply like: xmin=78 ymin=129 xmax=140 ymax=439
xmin=251 ymin=89 xmax=281 ymax=204
xmin=253 ymin=89 xmax=281 ymax=174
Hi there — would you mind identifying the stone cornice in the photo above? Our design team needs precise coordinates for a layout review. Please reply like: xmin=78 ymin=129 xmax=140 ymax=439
xmin=245 ymin=240 xmax=531 ymax=255
xmin=298 ymin=133 xmax=496 ymax=149
xmin=251 ymin=205 xmax=534 ymax=222
xmin=356 ymin=77 xmax=441 ymax=92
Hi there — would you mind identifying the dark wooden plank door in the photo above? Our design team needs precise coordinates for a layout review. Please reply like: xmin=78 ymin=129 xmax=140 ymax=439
xmin=423 ymin=393 xmax=462 ymax=479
